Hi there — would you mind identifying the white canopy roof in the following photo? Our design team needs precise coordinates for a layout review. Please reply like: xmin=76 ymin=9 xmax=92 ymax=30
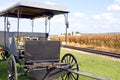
xmin=0 ymin=1 xmax=69 ymax=19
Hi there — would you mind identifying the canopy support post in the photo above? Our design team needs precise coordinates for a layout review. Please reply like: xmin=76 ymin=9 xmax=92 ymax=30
xmin=48 ymin=19 xmax=51 ymax=34
xmin=7 ymin=17 xmax=10 ymax=32
xmin=45 ymin=17 xmax=48 ymax=33
xmin=17 ymin=10 xmax=20 ymax=45
xmin=4 ymin=16 xmax=7 ymax=48
xmin=6 ymin=16 xmax=10 ymax=47
xmin=64 ymin=13 xmax=69 ymax=45
xmin=32 ymin=19 xmax=34 ymax=33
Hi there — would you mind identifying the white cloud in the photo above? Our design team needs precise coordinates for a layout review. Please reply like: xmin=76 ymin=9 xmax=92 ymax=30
xmin=107 ymin=4 xmax=120 ymax=11
xmin=0 ymin=7 xmax=4 ymax=11
xmin=108 ymin=18 xmax=120 ymax=24
xmin=45 ymin=1 xmax=55 ymax=5
xmin=93 ymin=15 xmax=101 ymax=20
xmin=51 ymin=16 xmax=64 ymax=23
xmin=115 ymin=0 xmax=120 ymax=4
xmin=0 ymin=2 xmax=17 ymax=11
xmin=72 ymin=23 xmax=81 ymax=27
xmin=93 ymin=13 xmax=113 ymax=20
xmin=74 ymin=12 xmax=86 ymax=17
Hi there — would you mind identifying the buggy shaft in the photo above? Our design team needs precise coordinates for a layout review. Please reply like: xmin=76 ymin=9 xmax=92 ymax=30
xmin=67 ymin=69 xmax=110 ymax=80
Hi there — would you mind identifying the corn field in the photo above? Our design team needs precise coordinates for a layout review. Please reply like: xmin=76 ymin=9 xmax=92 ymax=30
xmin=50 ymin=34 xmax=120 ymax=53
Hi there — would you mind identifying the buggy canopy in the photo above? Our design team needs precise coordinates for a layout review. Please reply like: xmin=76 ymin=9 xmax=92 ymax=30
xmin=0 ymin=1 xmax=69 ymax=19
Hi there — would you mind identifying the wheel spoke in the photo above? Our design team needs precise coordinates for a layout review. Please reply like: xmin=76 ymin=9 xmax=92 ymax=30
xmin=9 ymin=74 xmax=15 ymax=80
xmin=70 ymin=63 xmax=77 ymax=68
xmin=72 ymin=67 xmax=78 ymax=70
xmin=68 ymin=56 xmax=71 ymax=63
xmin=66 ymin=56 xmax=69 ymax=63
xmin=70 ymin=57 xmax=74 ymax=63
xmin=64 ymin=57 xmax=67 ymax=63
xmin=71 ymin=73 xmax=76 ymax=80
xmin=69 ymin=73 xmax=74 ymax=80
xmin=61 ymin=53 xmax=79 ymax=80
xmin=70 ymin=56 xmax=73 ymax=63
xmin=65 ymin=74 xmax=68 ymax=80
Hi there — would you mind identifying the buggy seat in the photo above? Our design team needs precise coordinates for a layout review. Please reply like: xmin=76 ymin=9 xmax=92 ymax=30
xmin=24 ymin=40 xmax=61 ymax=62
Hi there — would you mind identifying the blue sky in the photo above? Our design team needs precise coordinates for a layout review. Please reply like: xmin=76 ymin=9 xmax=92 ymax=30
xmin=0 ymin=0 xmax=120 ymax=35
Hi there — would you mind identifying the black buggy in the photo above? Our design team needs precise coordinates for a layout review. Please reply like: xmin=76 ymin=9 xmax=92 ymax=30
xmin=0 ymin=1 xmax=79 ymax=80
xmin=0 ymin=1 xmax=110 ymax=80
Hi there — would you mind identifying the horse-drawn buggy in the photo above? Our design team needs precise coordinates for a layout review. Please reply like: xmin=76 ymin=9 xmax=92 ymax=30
xmin=0 ymin=1 xmax=79 ymax=80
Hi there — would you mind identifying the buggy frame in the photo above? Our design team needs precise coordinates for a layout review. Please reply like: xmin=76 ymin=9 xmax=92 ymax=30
xmin=0 ymin=1 xmax=109 ymax=80
xmin=0 ymin=1 xmax=79 ymax=80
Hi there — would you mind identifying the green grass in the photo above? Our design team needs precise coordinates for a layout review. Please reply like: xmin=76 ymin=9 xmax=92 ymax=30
xmin=60 ymin=48 xmax=120 ymax=80
xmin=0 ymin=61 xmax=7 ymax=80
xmin=0 ymin=49 xmax=120 ymax=80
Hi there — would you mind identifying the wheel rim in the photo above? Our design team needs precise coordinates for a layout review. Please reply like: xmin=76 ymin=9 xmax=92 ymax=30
xmin=8 ymin=55 xmax=17 ymax=80
xmin=61 ymin=53 xmax=79 ymax=80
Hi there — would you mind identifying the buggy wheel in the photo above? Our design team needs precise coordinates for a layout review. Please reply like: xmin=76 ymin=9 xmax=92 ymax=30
xmin=61 ymin=53 xmax=79 ymax=80
xmin=0 ymin=52 xmax=5 ymax=60
xmin=0 ymin=48 xmax=5 ymax=60
xmin=0 ymin=50 xmax=9 ymax=60
xmin=8 ymin=55 xmax=18 ymax=80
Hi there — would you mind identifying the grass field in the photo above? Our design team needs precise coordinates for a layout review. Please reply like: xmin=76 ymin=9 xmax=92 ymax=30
xmin=0 ymin=48 xmax=120 ymax=80
xmin=61 ymin=48 xmax=120 ymax=80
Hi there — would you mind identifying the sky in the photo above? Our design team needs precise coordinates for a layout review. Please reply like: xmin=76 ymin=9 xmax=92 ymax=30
xmin=0 ymin=0 xmax=120 ymax=35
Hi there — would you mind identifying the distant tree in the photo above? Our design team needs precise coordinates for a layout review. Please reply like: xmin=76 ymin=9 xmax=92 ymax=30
xmin=72 ymin=32 xmax=74 ymax=35
xmin=75 ymin=31 xmax=80 ymax=34
xmin=68 ymin=33 xmax=71 ymax=35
